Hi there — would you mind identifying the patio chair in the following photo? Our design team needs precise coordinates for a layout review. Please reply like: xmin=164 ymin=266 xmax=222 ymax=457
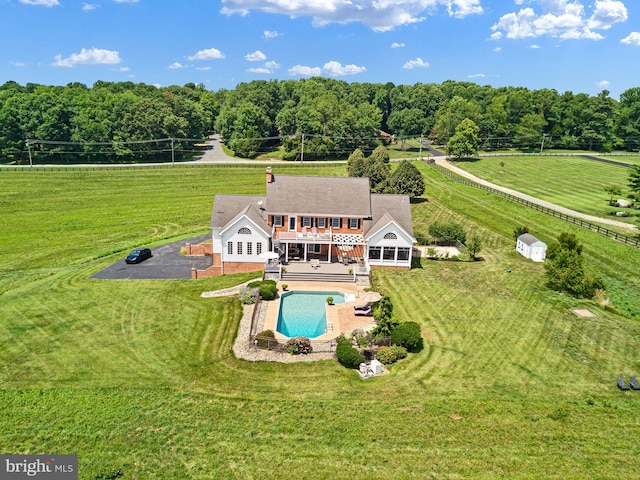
xmin=354 ymin=302 xmax=371 ymax=311
xmin=310 ymin=259 xmax=320 ymax=269
xmin=354 ymin=307 xmax=373 ymax=317
xmin=630 ymin=376 xmax=640 ymax=390
xmin=311 ymin=227 xmax=318 ymax=237
xmin=617 ymin=376 xmax=630 ymax=390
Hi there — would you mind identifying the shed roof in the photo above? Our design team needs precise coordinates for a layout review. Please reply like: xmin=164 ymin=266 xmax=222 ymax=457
xmin=518 ymin=233 xmax=545 ymax=246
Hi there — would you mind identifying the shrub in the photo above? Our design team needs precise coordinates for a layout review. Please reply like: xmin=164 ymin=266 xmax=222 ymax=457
xmin=326 ymin=296 xmax=334 ymax=305
xmin=284 ymin=336 xmax=312 ymax=355
xmin=258 ymin=282 xmax=278 ymax=300
xmin=390 ymin=322 xmax=424 ymax=352
xmin=336 ymin=340 xmax=364 ymax=368
xmin=376 ymin=345 xmax=408 ymax=365
xmin=255 ymin=330 xmax=276 ymax=349
xmin=237 ymin=286 xmax=258 ymax=305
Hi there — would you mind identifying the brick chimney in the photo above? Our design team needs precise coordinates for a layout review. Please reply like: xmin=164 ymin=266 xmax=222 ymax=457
xmin=266 ymin=166 xmax=273 ymax=185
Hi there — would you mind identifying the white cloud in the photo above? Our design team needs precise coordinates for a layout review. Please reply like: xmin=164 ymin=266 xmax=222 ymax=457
xmin=82 ymin=3 xmax=98 ymax=11
xmin=621 ymin=32 xmax=640 ymax=46
xmin=493 ymin=46 xmax=502 ymax=52
xmin=52 ymin=48 xmax=122 ymax=67
xmin=289 ymin=65 xmax=322 ymax=77
xmin=264 ymin=30 xmax=281 ymax=39
xmin=288 ymin=61 xmax=365 ymax=77
xmin=117 ymin=66 xmax=129 ymax=72
xmin=596 ymin=80 xmax=610 ymax=88
xmin=391 ymin=42 xmax=405 ymax=48
xmin=196 ymin=66 xmax=212 ymax=71
xmin=323 ymin=60 xmax=366 ymax=76
xmin=19 ymin=0 xmax=59 ymax=5
xmin=588 ymin=0 xmax=628 ymax=30
xmin=113 ymin=0 xmax=139 ymax=3
xmin=248 ymin=61 xmax=281 ymax=74
xmin=221 ymin=0 xmax=482 ymax=32
xmin=402 ymin=57 xmax=430 ymax=69
xmin=245 ymin=50 xmax=267 ymax=62
xmin=168 ymin=62 xmax=184 ymax=69
xmin=11 ymin=61 xmax=27 ymax=67
xmin=529 ymin=44 xmax=541 ymax=48
xmin=491 ymin=0 xmax=627 ymax=41
xmin=468 ymin=73 xmax=485 ymax=78
xmin=187 ymin=48 xmax=225 ymax=61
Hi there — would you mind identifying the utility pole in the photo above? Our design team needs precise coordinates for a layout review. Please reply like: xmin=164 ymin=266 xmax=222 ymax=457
xmin=540 ymin=133 xmax=547 ymax=154
xmin=300 ymin=133 xmax=304 ymax=163
xmin=26 ymin=139 xmax=33 ymax=167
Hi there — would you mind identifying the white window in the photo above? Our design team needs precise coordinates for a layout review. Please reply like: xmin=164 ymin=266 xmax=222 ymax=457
xmin=247 ymin=242 xmax=252 ymax=255
xmin=397 ymin=248 xmax=410 ymax=261
xmin=273 ymin=216 xmax=283 ymax=227
xmin=349 ymin=218 xmax=360 ymax=229
xmin=316 ymin=218 xmax=327 ymax=228
xmin=302 ymin=217 xmax=312 ymax=228
xmin=331 ymin=218 xmax=341 ymax=228
xmin=238 ymin=227 xmax=252 ymax=235
xmin=257 ymin=242 xmax=263 ymax=255
xmin=227 ymin=242 xmax=233 ymax=255
xmin=368 ymin=247 xmax=381 ymax=259
xmin=384 ymin=232 xmax=397 ymax=240
xmin=237 ymin=242 xmax=243 ymax=255
xmin=383 ymin=247 xmax=395 ymax=260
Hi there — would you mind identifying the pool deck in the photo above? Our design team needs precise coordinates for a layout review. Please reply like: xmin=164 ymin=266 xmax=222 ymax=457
xmin=266 ymin=282 xmax=378 ymax=341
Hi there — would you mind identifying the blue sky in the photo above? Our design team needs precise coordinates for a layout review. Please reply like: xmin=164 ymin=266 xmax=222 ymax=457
xmin=1 ymin=0 xmax=639 ymax=98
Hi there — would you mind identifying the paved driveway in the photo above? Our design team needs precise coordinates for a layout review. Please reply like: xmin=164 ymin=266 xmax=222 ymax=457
xmin=91 ymin=234 xmax=212 ymax=280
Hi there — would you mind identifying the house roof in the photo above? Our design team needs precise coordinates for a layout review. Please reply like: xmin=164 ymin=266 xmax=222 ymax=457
xmin=518 ymin=233 xmax=545 ymax=246
xmin=364 ymin=194 xmax=414 ymax=238
xmin=210 ymin=194 xmax=268 ymax=233
xmin=265 ymin=174 xmax=371 ymax=217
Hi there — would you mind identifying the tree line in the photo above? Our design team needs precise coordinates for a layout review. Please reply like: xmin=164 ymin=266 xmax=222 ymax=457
xmin=1 ymin=77 xmax=640 ymax=163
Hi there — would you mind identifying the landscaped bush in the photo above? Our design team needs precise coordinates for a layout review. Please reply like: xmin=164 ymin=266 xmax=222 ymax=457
xmin=237 ymin=286 xmax=258 ymax=305
xmin=255 ymin=330 xmax=276 ymax=349
xmin=336 ymin=340 xmax=364 ymax=368
xmin=284 ymin=336 xmax=312 ymax=355
xmin=376 ymin=345 xmax=408 ymax=365
xmin=390 ymin=321 xmax=424 ymax=352
xmin=258 ymin=282 xmax=278 ymax=300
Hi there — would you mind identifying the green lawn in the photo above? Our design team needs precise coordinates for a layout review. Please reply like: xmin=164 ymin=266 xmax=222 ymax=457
xmin=452 ymin=155 xmax=639 ymax=224
xmin=1 ymin=164 xmax=639 ymax=478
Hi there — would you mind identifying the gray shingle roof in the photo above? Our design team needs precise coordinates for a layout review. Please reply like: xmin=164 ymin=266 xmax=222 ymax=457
xmin=518 ymin=233 xmax=543 ymax=246
xmin=210 ymin=194 xmax=268 ymax=232
xmin=364 ymin=194 xmax=414 ymax=238
xmin=265 ymin=174 xmax=372 ymax=217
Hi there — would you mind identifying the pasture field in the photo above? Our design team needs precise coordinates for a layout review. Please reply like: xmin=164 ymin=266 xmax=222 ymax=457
xmin=451 ymin=155 xmax=638 ymax=224
xmin=1 ymin=163 xmax=640 ymax=479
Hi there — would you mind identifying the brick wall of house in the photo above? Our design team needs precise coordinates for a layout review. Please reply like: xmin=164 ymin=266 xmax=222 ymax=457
xmin=222 ymin=262 xmax=264 ymax=275
xmin=185 ymin=243 xmax=213 ymax=256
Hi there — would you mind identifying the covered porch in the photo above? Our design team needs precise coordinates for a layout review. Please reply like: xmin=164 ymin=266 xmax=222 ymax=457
xmin=275 ymin=232 xmax=366 ymax=266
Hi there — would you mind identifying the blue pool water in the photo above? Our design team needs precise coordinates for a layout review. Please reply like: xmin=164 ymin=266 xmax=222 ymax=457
xmin=276 ymin=291 xmax=345 ymax=338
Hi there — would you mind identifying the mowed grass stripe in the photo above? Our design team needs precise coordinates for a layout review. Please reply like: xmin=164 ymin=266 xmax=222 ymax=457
xmin=453 ymin=155 xmax=636 ymax=223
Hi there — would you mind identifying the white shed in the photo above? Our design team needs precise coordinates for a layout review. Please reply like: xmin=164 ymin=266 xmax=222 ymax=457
xmin=516 ymin=233 xmax=547 ymax=262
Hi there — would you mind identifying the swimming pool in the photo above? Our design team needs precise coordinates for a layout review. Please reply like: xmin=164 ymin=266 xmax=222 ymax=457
xmin=276 ymin=291 xmax=345 ymax=338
